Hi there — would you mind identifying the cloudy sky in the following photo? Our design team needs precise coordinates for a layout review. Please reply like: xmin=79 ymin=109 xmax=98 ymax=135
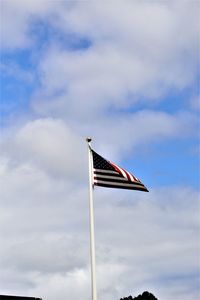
xmin=0 ymin=1 xmax=199 ymax=300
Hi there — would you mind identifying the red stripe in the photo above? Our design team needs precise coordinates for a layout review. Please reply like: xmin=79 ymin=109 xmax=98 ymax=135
xmin=121 ymin=167 xmax=132 ymax=181
xmin=110 ymin=162 xmax=129 ymax=180
xmin=127 ymin=170 xmax=138 ymax=182
xmin=110 ymin=162 xmax=138 ymax=182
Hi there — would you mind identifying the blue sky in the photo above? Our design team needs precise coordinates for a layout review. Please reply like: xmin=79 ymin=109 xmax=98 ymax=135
xmin=1 ymin=46 xmax=199 ymax=188
xmin=0 ymin=1 xmax=199 ymax=300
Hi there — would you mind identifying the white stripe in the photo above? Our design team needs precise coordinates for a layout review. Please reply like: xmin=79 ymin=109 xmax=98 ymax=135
xmin=94 ymin=166 xmax=138 ymax=183
xmin=118 ymin=167 xmax=128 ymax=179
xmin=112 ymin=163 xmax=128 ymax=179
xmin=126 ymin=170 xmax=137 ymax=182
xmin=94 ymin=174 xmax=128 ymax=181
xmin=93 ymin=169 xmax=118 ymax=174
xmin=94 ymin=180 xmax=144 ymax=188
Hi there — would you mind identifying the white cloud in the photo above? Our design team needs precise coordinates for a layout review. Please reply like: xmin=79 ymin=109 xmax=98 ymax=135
xmin=0 ymin=1 xmax=199 ymax=299
xmin=30 ymin=269 xmax=91 ymax=300
xmin=30 ymin=0 xmax=199 ymax=119
xmin=1 ymin=118 xmax=87 ymax=180
xmin=2 ymin=1 xmax=198 ymax=117
xmin=0 ymin=151 xmax=198 ymax=299
xmin=1 ymin=110 xmax=197 ymax=178
xmin=0 ymin=62 xmax=34 ymax=83
xmin=190 ymin=95 xmax=200 ymax=111
xmin=76 ymin=110 xmax=198 ymax=161
xmin=0 ymin=128 xmax=199 ymax=299
xmin=0 ymin=0 xmax=61 ymax=49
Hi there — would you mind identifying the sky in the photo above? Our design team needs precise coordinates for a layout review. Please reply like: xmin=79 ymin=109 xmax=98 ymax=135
xmin=0 ymin=1 xmax=199 ymax=300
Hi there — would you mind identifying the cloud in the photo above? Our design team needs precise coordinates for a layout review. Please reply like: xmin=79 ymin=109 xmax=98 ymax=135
xmin=1 ymin=118 xmax=87 ymax=180
xmin=0 ymin=62 xmax=34 ymax=83
xmin=2 ymin=1 xmax=198 ymax=117
xmin=0 ymin=119 xmax=199 ymax=299
xmin=1 ymin=110 xmax=197 ymax=178
xmin=190 ymin=95 xmax=200 ymax=111
xmin=30 ymin=1 xmax=199 ymax=119
xmin=0 ymin=0 xmax=60 ymax=49
xmin=0 ymin=150 xmax=198 ymax=299
xmin=30 ymin=269 xmax=91 ymax=300
xmin=0 ymin=1 xmax=199 ymax=300
xmin=85 ymin=109 xmax=198 ymax=159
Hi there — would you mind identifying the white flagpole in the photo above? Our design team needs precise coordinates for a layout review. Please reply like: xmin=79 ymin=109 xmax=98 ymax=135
xmin=86 ymin=137 xmax=97 ymax=300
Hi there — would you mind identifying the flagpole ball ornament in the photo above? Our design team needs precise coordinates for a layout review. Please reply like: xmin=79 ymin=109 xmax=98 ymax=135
xmin=86 ymin=137 xmax=92 ymax=143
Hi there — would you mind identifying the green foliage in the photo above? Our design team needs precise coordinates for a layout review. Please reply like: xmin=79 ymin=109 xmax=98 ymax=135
xmin=120 ymin=291 xmax=158 ymax=300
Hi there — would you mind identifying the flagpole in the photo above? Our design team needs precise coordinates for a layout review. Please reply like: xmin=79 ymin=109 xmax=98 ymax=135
xmin=86 ymin=137 xmax=97 ymax=300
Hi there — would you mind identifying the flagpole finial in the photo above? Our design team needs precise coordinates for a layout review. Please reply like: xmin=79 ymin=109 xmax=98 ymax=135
xmin=86 ymin=137 xmax=92 ymax=143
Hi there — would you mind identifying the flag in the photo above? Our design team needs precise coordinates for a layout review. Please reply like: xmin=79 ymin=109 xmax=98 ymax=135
xmin=91 ymin=149 xmax=149 ymax=192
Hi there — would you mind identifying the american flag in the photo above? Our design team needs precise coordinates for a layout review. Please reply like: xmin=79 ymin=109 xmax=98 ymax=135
xmin=91 ymin=149 xmax=149 ymax=192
